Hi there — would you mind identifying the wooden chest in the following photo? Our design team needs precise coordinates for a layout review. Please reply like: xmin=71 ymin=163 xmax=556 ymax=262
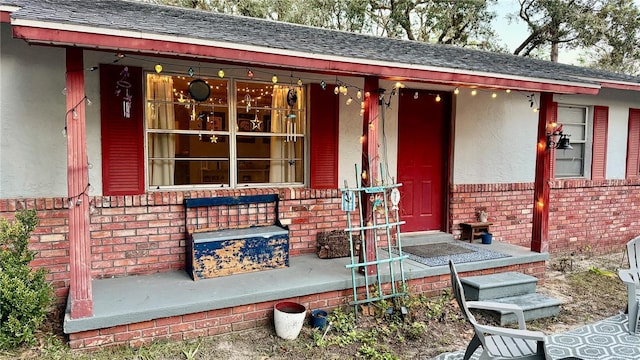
xmin=188 ymin=225 xmax=289 ymax=280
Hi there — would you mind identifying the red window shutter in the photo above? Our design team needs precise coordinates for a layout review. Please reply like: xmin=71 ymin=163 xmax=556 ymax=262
xmin=627 ymin=109 xmax=640 ymax=179
xmin=100 ymin=64 xmax=145 ymax=195
xmin=549 ymin=101 xmax=558 ymax=179
xmin=309 ymin=83 xmax=339 ymax=189
xmin=591 ymin=106 xmax=608 ymax=180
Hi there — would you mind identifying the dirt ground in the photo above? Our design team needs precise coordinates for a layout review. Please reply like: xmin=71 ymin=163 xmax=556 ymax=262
xmin=210 ymin=251 xmax=628 ymax=360
xmin=4 ymin=251 xmax=629 ymax=360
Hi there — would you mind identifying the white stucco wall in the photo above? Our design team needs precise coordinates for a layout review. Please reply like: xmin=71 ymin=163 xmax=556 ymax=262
xmin=336 ymin=77 xmax=364 ymax=189
xmin=2 ymin=27 xmax=638 ymax=198
xmin=554 ymin=89 xmax=638 ymax=180
xmin=0 ymin=23 xmax=68 ymax=197
xmin=453 ymin=89 xmax=539 ymax=184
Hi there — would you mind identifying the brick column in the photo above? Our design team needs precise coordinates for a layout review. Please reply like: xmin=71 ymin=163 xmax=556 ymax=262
xmin=532 ymin=92 xmax=553 ymax=253
xmin=66 ymin=47 xmax=93 ymax=318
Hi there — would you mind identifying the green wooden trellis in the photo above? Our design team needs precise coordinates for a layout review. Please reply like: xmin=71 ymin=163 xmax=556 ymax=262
xmin=341 ymin=164 xmax=408 ymax=317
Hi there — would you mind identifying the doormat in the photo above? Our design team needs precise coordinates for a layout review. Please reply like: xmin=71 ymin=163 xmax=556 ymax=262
xmin=391 ymin=242 xmax=511 ymax=267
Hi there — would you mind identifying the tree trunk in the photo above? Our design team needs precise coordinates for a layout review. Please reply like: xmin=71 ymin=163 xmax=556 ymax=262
xmin=551 ymin=41 xmax=559 ymax=62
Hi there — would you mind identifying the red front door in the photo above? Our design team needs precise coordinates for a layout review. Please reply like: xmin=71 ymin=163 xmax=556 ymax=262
xmin=397 ymin=89 xmax=449 ymax=232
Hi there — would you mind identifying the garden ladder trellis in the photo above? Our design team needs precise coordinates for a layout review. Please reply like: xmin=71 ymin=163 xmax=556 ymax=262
xmin=341 ymin=164 xmax=408 ymax=317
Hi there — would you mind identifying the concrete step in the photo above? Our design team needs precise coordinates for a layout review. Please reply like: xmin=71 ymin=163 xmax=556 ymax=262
xmin=401 ymin=231 xmax=454 ymax=246
xmin=478 ymin=292 xmax=562 ymax=325
xmin=461 ymin=271 xmax=538 ymax=301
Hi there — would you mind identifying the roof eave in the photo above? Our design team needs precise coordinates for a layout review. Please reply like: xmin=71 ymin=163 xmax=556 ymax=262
xmin=11 ymin=19 xmax=602 ymax=95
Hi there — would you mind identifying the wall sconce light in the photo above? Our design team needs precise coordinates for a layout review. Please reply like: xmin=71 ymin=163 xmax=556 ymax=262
xmin=547 ymin=124 xmax=572 ymax=150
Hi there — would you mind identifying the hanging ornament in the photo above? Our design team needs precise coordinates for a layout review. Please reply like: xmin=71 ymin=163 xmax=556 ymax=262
xmin=188 ymin=67 xmax=195 ymax=77
xmin=251 ymin=115 xmax=262 ymax=130
xmin=390 ymin=188 xmax=401 ymax=210
xmin=297 ymin=78 xmax=303 ymax=86
xmin=115 ymin=66 xmax=132 ymax=118
xmin=286 ymin=88 xmax=298 ymax=107
xmin=244 ymin=93 xmax=252 ymax=112
xmin=218 ymin=69 xmax=225 ymax=78
xmin=272 ymin=75 xmax=278 ymax=84
xmin=247 ymin=69 xmax=254 ymax=79
xmin=154 ymin=64 xmax=163 ymax=73
xmin=320 ymin=80 xmax=326 ymax=90
xmin=210 ymin=135 xmax=218 ymax=143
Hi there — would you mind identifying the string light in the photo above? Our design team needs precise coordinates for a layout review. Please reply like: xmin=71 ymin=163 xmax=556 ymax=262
xmin=346 ymin=97 xmax=353 ymax=105
xmin=435 ymin=94 xmax=441 ymax=102
xmin=297 ymin=78 xmax=303 ymax=86
xmin=506 ymin=89 xmax=511 ymax=93
xmin=67 ymin=183 xmax=91 ymax=209
xmin=334 ymin=86 xmax=340 ymax=95
xmin=320 ymin=80 xmax=326 ymax=90
xmin=217 ymin=69 xmax=225 ymax=78
xmin=356 ymin=90 xmax=362 ymax=99
xmin=154 ymin=64 xmax=163 ymax=73
xmin=491 ymin=92 xmax=497 ymax=99
xmin=471 ymin=89 xmax=477 ymax=96
xmin=271 ymin=75 xmax=278 ymax=84
xmin=247 ymin=69 xmax=254 ymax=79
xmin=454 ymin=87 xmax=460 ymax=95
xmin=63 ymin=95 xmax=92 ymax=137
xmin=188 ymin=67 xmax=195 ymax=77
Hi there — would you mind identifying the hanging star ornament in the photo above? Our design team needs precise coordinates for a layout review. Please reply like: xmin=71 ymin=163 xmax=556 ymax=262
xmin=210 ymin=135 xmax=218 ymax=143
xmin=250 ymin=116 xmax=262 ymax=130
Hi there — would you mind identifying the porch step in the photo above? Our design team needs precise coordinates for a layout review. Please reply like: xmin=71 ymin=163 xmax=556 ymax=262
xmin=460 ymin=271 xmax=561 ymax=325
xmin=461 ymin=271 xmax=538 ymax=301
xmin=402 ymin=232 xmax=454 ymax=246
xmin=482 ymin=293 xmax=562 ymax=325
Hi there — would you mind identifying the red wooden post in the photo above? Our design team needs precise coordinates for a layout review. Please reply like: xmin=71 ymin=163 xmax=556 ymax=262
xmin=531 ymin=92 xmax=554 ymax=253
xmin=360 ymin=76 xmax=379 ymax=275
xmin=66 ymin=47 xmax=93 ymax=318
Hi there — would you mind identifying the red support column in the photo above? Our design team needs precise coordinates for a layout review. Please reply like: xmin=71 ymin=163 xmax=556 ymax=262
xmin=360 ymin=77 xmax=380 ymax=275
xmin=531 ymin=93 xmax=554 ymax=253
xmin=66 ymin=47 xmax=93 ymax=318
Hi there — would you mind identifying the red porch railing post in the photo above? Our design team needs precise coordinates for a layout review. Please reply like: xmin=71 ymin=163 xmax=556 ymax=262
xmin=66 ymin=47 xmax=93 ymax=318
xmin=532 ymin=92 xmax=553 ymax=253
xmin=360 ymin=76 xmax=379 ymax=275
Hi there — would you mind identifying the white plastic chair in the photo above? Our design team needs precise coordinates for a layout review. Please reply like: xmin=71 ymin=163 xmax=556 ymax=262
xmin=618 ymin=235 xmax=640 ymax=334
xmin=449 ymin=260 xmax=548 ymax=360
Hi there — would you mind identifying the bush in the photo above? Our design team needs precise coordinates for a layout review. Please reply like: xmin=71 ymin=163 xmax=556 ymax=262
xmin=0 ymin=210 xmax=54 ymax=349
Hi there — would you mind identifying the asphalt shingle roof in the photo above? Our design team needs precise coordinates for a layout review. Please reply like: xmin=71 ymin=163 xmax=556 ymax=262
xmin=5 ymin=0 xmax=640 ymax=88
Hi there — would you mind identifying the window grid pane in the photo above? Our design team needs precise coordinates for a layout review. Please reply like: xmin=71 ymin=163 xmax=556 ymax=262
xmin=145 ymin=74 xmax=306 ymax=188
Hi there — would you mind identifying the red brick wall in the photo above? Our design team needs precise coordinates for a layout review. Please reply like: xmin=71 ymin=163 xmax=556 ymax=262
xmin=2 ymin=179 xmax=637 ymax=306
xmin=0 ymin=188 xmax=355 ymax=304
xmin=67 ymin=261 xmax=545 ymax=350
xmin=451 ymin=179 xmax=640 ymax=255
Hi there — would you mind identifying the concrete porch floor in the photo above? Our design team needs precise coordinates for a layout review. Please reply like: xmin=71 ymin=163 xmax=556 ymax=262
xmin=63 ymin=237 xmax=548 ymax=334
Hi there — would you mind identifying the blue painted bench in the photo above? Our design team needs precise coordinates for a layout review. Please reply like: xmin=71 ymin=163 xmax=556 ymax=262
xmin=184 ymin=194 xmax=289 ymax=280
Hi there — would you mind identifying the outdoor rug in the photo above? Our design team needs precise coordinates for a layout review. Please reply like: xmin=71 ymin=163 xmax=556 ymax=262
xmin=391 ymin=242 xmax=511 ymax=267
xmin=431 ymin=313 xmax=640 ymax=360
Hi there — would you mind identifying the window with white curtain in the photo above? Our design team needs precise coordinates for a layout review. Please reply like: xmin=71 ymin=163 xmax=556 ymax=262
xmin=145 ymin=74 xmax=306 ymax=188
xmin=555 ymin=105 xmax=590 ymax=178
